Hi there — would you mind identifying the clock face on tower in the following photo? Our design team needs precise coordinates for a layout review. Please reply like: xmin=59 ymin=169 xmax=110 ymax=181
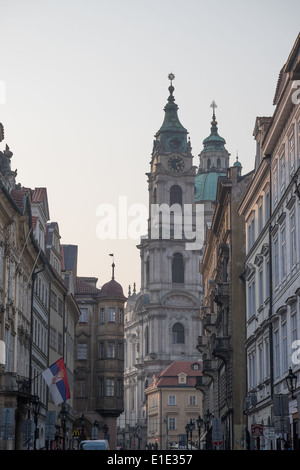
xmin=168 ymin=155 xmax=185 ymax=173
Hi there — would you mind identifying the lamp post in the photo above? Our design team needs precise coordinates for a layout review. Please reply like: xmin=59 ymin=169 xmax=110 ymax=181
xmin=92 ymin=420 xmax=99 ymax=440
xmin=203 ymin=409 xmax=213 ymax=450
xmin=80 ymin=414 xmax=86 ymax=442
xmin=285 ymin=367 xmax=297 ymax=399
xmin=185 ymin=424 xmax=190 ymax=450
xmin=103 ymin=423 xmax=109 ymax=441
xmin=32 ymin=395 xmax=41 ymax=450
xmin=196 ymin=415 xmax=203 ymax=450
xmin=185 ymin=422 xmax=193 ymax=450
xmin=59 ymin=403 xmax=69 ymax=450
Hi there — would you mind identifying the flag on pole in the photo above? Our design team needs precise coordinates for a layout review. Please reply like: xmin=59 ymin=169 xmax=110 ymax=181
xmin=42 ymin=358 xmax=71 ymax=405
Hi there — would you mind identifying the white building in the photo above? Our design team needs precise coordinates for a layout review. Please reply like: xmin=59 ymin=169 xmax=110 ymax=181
xmin=238 ymin=33 xmax=300 ymax=450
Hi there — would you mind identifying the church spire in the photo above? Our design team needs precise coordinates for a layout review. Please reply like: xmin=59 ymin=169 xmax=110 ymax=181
xmin=152 ymin=74 xmax=190 ymax=156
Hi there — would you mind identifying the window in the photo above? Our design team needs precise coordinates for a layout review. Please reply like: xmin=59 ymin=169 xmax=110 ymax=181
xmin=168 ymin=417 xmax=176 ymax=430
xmin=291 ymin=303 xmax=297 ymax=343
xmin=288 ymin=128 xmax=295 ymax=173
xmin=172 ymin=323 xmax=184 ymax=344
xmin=76 ymin=380 xmax=87 ymax=397
xmin=168 ymin=395 xmax=176 ymax=405
xmin=280 ymin=226 xmax=286 ymax=279
xmin=79 ymin=307 xmax=88 ymax=323
xmin=100 ymin=308 xmax=105 ymax=323
xmin=77 ymin=343 xmax=87 ymax=360
xmin=265 ymin=189 xmax=270 ymax=223
xmin=98 ymin=378 xmax=104 ymax=397
xmin=172 ymin=252 xmax=184 ymax=283
xmin=258 ymin=345 xmax=263 ymax=382
xmin=279 ymin=149 xmax=285 ymax=194
xmin=99 ymin=341 xmax=105 ymax=358
xmin=247 ymin=278 xmax=256 ymax=319
xmin=282 ymin=321 xmax=288 ymax=373
xmin=107 ymin=342 xmax=115 ymax=358
xmin=118 ymin=342 xmax=123 ymax=359
xmin=274 ymin=329 xmax=280 ymax=378
xmin=118 ymin=308 xmax=124 ymax=324
xmin=247 ymin=216 xmax=255 ymax=251
xmin=258 ymin=202 xmax=263 ymax=234
xmin=117 ymin=379 xmax=123 ymax=397
xmin=273 ymin=160 xmax=278 ymax=206
xmin=58 ymin=298 xmax=63 ymax=316
xmin=50 ymin=290 xmax=57 ymax=311
xmin=217 ymin=158 xmax=221 ymax=168
xmin=290 ymin=212 xmax=297 ymax=267
xmin=108 ymin=307 xmax=115 ymax=322
xmin=274 ymin=238 xmax=279 ymax=287
xmin=258 ymin=269 xmax=263 ymax=307
xmin=170 ymin=185 xmax=182 ymax=206
xmin=49 ymin=327 xmax=56 ymax=349
xmin=107 ymin=379 xmax=114 ymax=396
xmin=189 ymin=395 xmax=196 ymax=405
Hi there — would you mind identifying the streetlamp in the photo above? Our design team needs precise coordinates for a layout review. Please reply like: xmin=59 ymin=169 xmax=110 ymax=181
xmin=103 ymin=423 xmax=109 ymax=441
xmin=59 ymin=403 xmax=69 ymax=450
xmin=80 ymin=414 xmax=86 ymax=441
xmin=285 ymin=367 xmax=297 ymax=399
xmin=203 ymin=409 xmax=213 ymax=450
xmin=185 ymin=424 xmax=190 ymax=450
xmin=185 ymin=422 xmax=193 ymax=450
xmin=92 ymin=420 xmax=99 ymax=440
xmin=196 ymin=415 xmax=203 ymax=450
xmin=31 ymin=395 xmax=41 ymax=450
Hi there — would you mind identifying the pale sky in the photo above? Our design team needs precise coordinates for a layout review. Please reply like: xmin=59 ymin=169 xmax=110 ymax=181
xmin=0 ymin=0 xmax=299 ymax=294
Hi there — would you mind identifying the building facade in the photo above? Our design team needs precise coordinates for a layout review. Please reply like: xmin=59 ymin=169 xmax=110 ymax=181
xmin=238 ymin=33 xmax=300 ymax=450
xmin=74 ymin=265 xmax=126 ymax=450
xmin=198 ymin=164 xmax=253 ymax=450
xmin=145 ymin=361 xmax=202 ymax=450
xmin=0 ymin=128 xmax=80 ymax=450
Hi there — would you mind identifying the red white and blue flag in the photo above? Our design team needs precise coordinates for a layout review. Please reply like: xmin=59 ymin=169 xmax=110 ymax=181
xmin=42 ymin=358 xmax=71 ymax=405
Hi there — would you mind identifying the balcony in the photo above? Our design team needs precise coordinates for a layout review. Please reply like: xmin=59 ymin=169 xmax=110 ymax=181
xmin=212 ymin=336 xmax=231 ymax=362
xmin=214 ymin=283 xmax=229 ymax=307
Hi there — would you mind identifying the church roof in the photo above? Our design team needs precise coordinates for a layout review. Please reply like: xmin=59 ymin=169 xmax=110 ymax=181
xmin=194 ymin=171 xmax=225 ymax=202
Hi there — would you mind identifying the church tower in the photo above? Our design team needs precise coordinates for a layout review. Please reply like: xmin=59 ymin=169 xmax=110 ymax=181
xmin=122 ymin=76 xmax=202 ymax=448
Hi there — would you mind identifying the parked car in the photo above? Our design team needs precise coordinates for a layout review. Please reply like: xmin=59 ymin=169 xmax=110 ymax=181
xmin=79 ymin=439 xmax=110 ymax=450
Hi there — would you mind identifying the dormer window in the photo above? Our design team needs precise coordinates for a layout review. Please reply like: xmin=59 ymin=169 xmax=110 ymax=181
xmin=178 ymin=372 xmax=187 ymax=384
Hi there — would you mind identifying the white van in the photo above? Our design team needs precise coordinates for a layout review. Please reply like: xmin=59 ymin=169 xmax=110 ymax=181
xmin=79 ymin=439 xmax=110 ymax=450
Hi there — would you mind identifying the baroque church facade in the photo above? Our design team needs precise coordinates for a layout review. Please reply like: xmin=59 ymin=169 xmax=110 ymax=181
xmin=119 ymin=76 xmax=231 ymax=449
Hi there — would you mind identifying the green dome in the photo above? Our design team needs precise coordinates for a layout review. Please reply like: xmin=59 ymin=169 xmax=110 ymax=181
xmin=194 ymin=171 xmax=225 ymax=202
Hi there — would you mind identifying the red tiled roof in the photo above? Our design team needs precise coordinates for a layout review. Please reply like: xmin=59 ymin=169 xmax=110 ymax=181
xmin=10 ymin=188 xmax=26 ymax=211
xmin=147 ymin=361 xmax=202 ymax=389
xmin=75 ymin=277 xmax=101 ymax=295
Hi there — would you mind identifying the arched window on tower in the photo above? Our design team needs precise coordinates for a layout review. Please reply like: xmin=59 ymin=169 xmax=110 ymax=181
xmin=170 ymin=185 xmax=182 ymax=206
xmin=207 ymin=159 xmax=211 ymax=169
xmin=217 ymin=158 xmax=221 ymax=168
xmin=172 ymin=252 xmax=184 ymax=283
xmin=172 ymin=323 xmax=184 ymax=344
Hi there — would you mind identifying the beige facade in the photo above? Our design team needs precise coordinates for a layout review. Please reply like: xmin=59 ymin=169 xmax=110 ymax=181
xmin=145 ymin=361 xmax=202 ymax=450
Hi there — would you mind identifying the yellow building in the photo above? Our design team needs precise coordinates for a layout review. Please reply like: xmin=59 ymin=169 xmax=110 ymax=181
xmin=145 ymin=361 xmax=202 ymax=450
